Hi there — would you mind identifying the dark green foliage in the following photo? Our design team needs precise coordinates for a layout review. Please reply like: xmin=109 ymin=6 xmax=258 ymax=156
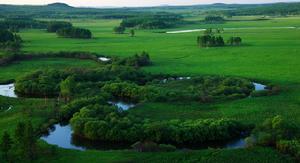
xmin=57 ymin=27 xmax=92 ymax=39
xmin=15 ymin=65 xmax=253 ymax=104
xmin=0 ymin=131 xmax=12 ymax=161
xmin=204 ymin=16 xmax=225 ymax=23
xmin=130 ymin=29 xmax=135 ymax=37
xmin=228 ymin=37 xmax=242 ymax=46
xmin=251 ymin=116 xmax=300 ymax=146
xmin=113 ymin=26 xmax=125 ymax=34
xmin=60 ymin=76 xmax=76 ymax=102
xmin=0 ymin=18 xmax=46 ymax=30
xmin=47 ymin=21 xmax=72 ymax=32
xmin=197 ymin=35 xmax=225 ymax=47
xmin=131 ymin=141 xmax=176 ymax=152
xmin=59 ymin=96 xmax=108 ymax=121
xmin=69 ymin=101 xmax=248 ymax=144
xmin=115 ymin=51 xmax=151 ymax=67
xmin=221 ymin=3 xmax=300 ymax=16
xmin=0 ymin=30 xmax=14 ymax=43
xmin=0 ymin=30 xmax=22 ymax=51
xmin=120 ymin=13 xmax=183 ymax=29
xmin=14 ymin=121 xmax=38 ymax=161
xmin=276 ymin=140 xmax=300 ymax=161
xmin=15 ymin=69 xmax=63 ymax=97
xmin=197 ymin=31 xmax=242 ymax=48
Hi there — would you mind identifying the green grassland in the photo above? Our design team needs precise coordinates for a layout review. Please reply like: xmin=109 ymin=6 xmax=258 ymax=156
xmin=0 ymin=58 xmax=99 ymax=82
xmin=14 ymin=16 xmax=300 ymax=124
xmin=1 ymin=16 xmax=300 ymax=162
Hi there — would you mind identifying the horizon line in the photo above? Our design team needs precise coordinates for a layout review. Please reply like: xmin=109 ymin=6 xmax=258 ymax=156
xmin=0 ymin=1 xmax=299 ymax=8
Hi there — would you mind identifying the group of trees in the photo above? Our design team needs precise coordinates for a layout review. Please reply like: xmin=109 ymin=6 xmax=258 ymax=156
xmin=113 ymin=26 xmax=126 ymax=34
xmin=46 ymin=21 xmax=72 ymax=32
xmin=204 ymin=16 xmax=225 ymax=23
xmin=15 ymin=64 xmax=155 ymax=98
xmin=115 ymin=51 xmax=151 ymax=67
xmin=56 ymin=27 xmax=92 ymax=39
xmin=0 ymin=29 xmax=22 ymax=51
xmin=197 ymin=29 xmax=242 ymax=47
xmin=15 ymin=64 xmax=254 ymax=104
xmin=113 ymin=13 xmax=182 ymax=34
xmin=197 ymin=35 xmax=225 ymax=47
xmin=68 ymin=101 xmax=249 ymax=144
xmin=0 ymin=121 xmax=38 ymax=162
xmin=46 ymin=21 xmax=92 ymax=39
xmin=227 ymin=37 xmax=242 ymax=46
xmin=245 ymin=115 xmax=300 ymax=161
xmin=113 ymin=26 xmax=135 ymax=37
xmin=120 ymin=13 xmax=183 ymax=29
xmin=248 ymin=115 xmax=300 ymax=147
xmin=276 ymin=140 xmax=300 ymax=161
xmin=0 ymin=18 xmax=47 ymax=32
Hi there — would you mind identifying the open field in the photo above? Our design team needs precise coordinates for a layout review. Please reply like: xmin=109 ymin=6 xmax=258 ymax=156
xmin=0 ymin=58 xmax=99 ymax=82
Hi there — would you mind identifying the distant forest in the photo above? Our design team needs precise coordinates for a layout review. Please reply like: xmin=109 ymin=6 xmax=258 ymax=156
xmin=0 ymin=2 xmax=300 ymax=19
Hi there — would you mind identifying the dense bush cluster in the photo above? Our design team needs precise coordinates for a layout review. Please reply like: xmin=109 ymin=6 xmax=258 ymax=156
xmin=228 ymin=37 xmax=242 ymax=46
xmin=46 ymin=21 xmax=72 ymax=32
xmin=56 ymin=27 xmax=92 ymax=39
xmin=197 ymin=29 xmax=242 ymax=47
xmin=15 ymin=65 xmax=254 ymax=103
xmin=68 ymin=101 xmax=248 ymax=144
xmin=114 ymin=51 xmax=151 ymax=67
xmin=118 ymin=13 xmax=183 ymax=29
xmin=15 ymin=65 xmax=155 ymax=97
xmin=0 ymin=30 xmax=22 ymax=51
xmin=204 ymin=16 xmax=225 ymax=23
xmin=0 ymin=18 xmax=46 ymax=31
xmin=249 ymin=116 xmax=300 ymax=146
xmin=197 ymin=35 xmax=225 ymax=47
xmin=276 ymin=140 xmax=300 ymax=161
xmin=113 ymin=26 xmax=125 ymax=34
xmin=0 ymin=121 xmax=39 ymax=162
xmin=246 ymin=116 xmax=300 ymax=161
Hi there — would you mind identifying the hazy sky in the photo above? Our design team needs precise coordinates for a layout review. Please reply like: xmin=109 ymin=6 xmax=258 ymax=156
xmin=0 ymin=0 xmax=299 ymax=7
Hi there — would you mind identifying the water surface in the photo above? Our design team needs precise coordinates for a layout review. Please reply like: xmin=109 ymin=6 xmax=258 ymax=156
xmin=0 ymin=83 xmax=17 ymax=98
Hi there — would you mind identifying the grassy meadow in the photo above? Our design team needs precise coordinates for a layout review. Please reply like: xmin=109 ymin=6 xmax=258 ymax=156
xmin=12 ymin=16 xmax=300 ymax=124
xmin=1 ymin=15 xmax=300 ymax=162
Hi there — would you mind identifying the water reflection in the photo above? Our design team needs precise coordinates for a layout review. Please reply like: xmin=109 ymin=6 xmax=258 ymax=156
xmin=253 ymin=82 xmax=267 ymax=91
xmin=0 ymin=83 xmax=17 ymax=98
xmin=108 ymin=101 xmax=135 ymax=111
xmin=41 ymin=124 xmax=247 ymax=151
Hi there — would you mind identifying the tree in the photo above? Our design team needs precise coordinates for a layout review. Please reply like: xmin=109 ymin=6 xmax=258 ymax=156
xmin=60 ymin=76 xmax=76 ymax=102
xmin=228 ymin=37 xmax=242 ymax=46
xmin=204 ymin=16 xmax=225 ymax=23
xmin=0 ymin=131 xmax=13 ymax=161
xmin=24 ymin=121 xmax=37 ymax=160
xmin=56 ymin=27 xmax=92 ymax=39
xmin=114 ymin=26 xmax=125 ymax=34
xmin=130 ymin=29 xmax=135 ymax=37
xmin=15 ymin=122 xmax=25 ymax=147
xmin=47 ymin=21 xmax=72 ymax=32
xmin=215 ymin=36 xmax=225 ymax=46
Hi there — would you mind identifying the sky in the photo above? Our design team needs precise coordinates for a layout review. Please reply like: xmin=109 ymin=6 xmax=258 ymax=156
xmin=0 ymin=0 xmax=299 ymax=7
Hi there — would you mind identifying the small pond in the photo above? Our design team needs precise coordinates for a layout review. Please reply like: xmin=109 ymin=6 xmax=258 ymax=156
xmin=41 ymin=124 xmax=247 ymax=151
xmin=253 ymin=82 xmax=267 ymax=91
xmin=0 ymin=83 xmax=17 ymax=98
xmin=108 ymin=101 xmax=136 ymax=111
xmin=98 ymin=57 xmax=111 ymax=62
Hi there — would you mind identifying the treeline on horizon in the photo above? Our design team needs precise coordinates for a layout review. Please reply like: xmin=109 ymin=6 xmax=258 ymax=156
xmin=1 ymin=2 xmax=300 ymax=19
